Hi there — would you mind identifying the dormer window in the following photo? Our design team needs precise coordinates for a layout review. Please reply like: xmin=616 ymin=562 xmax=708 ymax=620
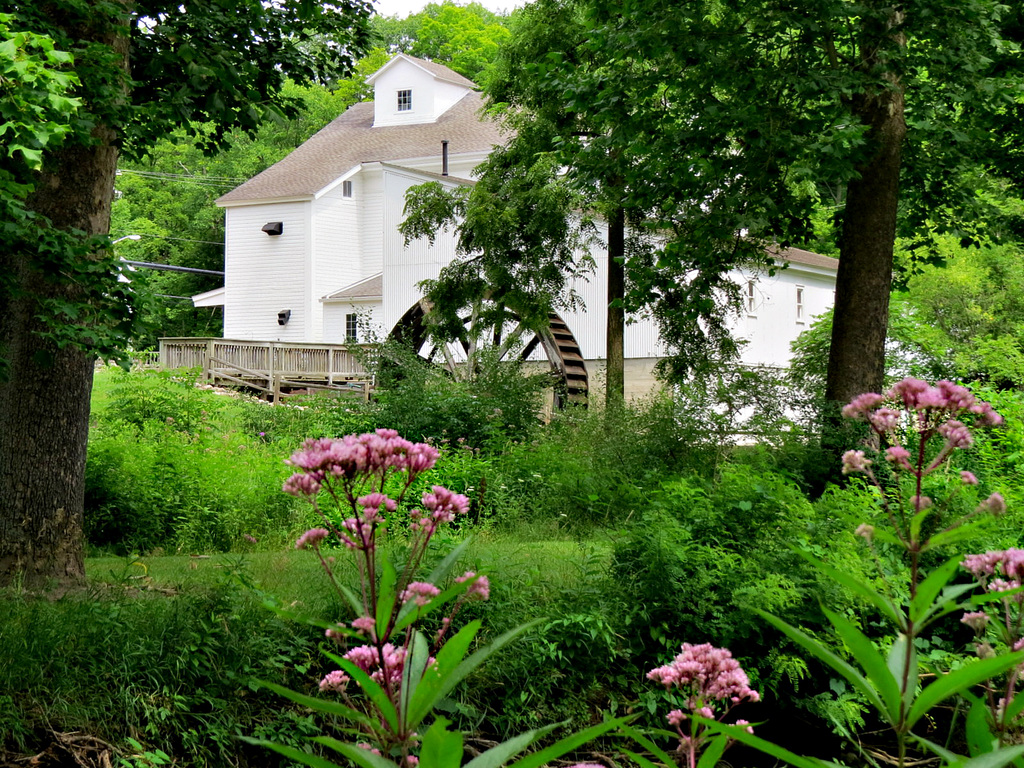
xmin=397 ymin=89 xmax=412 ymax=112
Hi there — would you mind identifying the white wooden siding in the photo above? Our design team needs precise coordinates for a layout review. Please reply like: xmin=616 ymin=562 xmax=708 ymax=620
xmin=312 ymin=182 xmax=361 ymax=342
xmin=223 ymin=202 xmax=310 ymax=341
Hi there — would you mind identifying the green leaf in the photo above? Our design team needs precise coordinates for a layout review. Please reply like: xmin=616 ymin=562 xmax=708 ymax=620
xmin=400 ymin=631 xmax=431 ymax=730
xmin=822 ymin=607 xmax=901 ymax=722
xmin=408 ymin=620 xmax=482 ymax=727
xmin=254 ymin=679 xmax=376 ymax=730
xmin=506 ymin=716 xmax=634 ymax=768
xmin=620 ymin=724 xmax=681 ymax=767
xmin=967 ymin=697 xmax=996 ymax=757
xmin=619 ymin=749 xmax=664 ymax=768
xmin=928 ymin=520 xmax=991 ymax=551
xmin=757 ymin=611 xmax=890 ymax=720
xmin=241 ymin=738 xmax=348 ymax=768
xmin=700 ymin=721 xmax=838 ymax=768
xmin=323 ymin=649 xmax=400 ymax=734
xmin=463 ymin=724 xmax=559 ymax=768
xmin=420 ymin=717 xmax=464 ymax=768
xmin=951 ymin=745 xmax=1024 ymax=768
xmin=887 ymin=634 xmax=918 ymax=713
xmin=697 ymin=734 xmax=729 ymax=768
xmin=427 ymin=537 xmax=474 ymax=584
xmin=794 ymin=550 xmax=906 ymax=631
xmin=377 ymin=558 xmax=399 ymax=638
xmin=910 ymin=556 xmax=962 ymax=624
xmin=907 ymin=652 xmax=1024 ymax=728
xmin=316 ymin=737 xmax=403 ymax=768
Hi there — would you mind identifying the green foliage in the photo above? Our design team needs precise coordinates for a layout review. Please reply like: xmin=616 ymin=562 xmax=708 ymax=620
xmin=0 ymin=571 xmax=324 ymax=768
xmin=371 ymin=2 xmax=511 ymax=83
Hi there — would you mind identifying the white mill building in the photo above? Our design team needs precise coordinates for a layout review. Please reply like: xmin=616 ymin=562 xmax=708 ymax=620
xmin=190 ymin=54 xmax=837 ymax=401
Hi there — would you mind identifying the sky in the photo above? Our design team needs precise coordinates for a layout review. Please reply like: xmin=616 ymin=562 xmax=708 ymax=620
xmin=371 ymin=0 xmax=522 ymax=18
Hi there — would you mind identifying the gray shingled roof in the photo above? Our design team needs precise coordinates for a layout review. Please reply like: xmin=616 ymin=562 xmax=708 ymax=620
xmin=323 ymin=273 xmax=383 ymax=301
xmin=773 ymin=246 xmax=838 ymax=271
xmin=378 ymin=54 xmax=477 ymax=89
xmin=217 ymin=92 xmax=504 ymax=205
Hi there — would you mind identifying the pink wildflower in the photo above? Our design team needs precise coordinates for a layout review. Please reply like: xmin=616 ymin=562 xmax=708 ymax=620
xmin=868 ymin=408 xmax=901 ymax=433
xmin=319 ymin=670 xmax=350 ymax=692
xmin=357 ymin=744 xmax=382 ymax=757
xmin=667 ymin=709 xmax=687 ymax=727
xmin=961 ymin=612 xmax=990 ymax=632
xmin=841 ymin=450 xmax=871 ymax=475
xmin=421 ymin=486 xmax=470 ymax=524
xmin=735 ymin=719 xmax=755 ymax=734
xmin=855 ymin=524 xmax=875 ymax=542
xmin=456 ymin=571 xmax=491 ymax=601
xmin=647 ymin=643 xmax=760 ymax=705
xmin=963 ymin=549 xmax=1024 ymax=592
xmin=295 ymin=528 xmax=329 ymax=550
xmin=983 ymin=493 xmax=1007 ymax=517
xmin=884 ymin=445 xmax=913 ymax=471
xmin=351 ymin=616 xmax=376 ymax=635
xmin=938 ymin=420 xmax=973 ymax=449
xmin=401 ymin=581 xmax=441 ymax=607
xmin=961 ymin=471 xmax=979 ymax=485
xmin=842 ymin=392 xmax=886 ymax=419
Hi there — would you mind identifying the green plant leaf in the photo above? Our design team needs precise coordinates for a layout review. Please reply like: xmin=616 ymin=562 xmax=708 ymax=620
xmin=950 ymin=745 xmax=1024 ymax=768
xmin=427 ymin=537 xmax=474 ymax=584
xmin=408 ymin=620 xmax=482 ymax=727
xmin=620 ymin=724 xmax=681 ymax=767
xmin=254 ymin=679 xmax=376 ymax=729
xmin=377 ymin=558 xmax=398 ymax=637
xmin=420 ymin=716 xmax=464 ymax=768
xmin=619 ymin=749 xmax=664 ymax=768
xmin=463 ymin=724 xmax=560 ymax=768
xmin=928 ymin=520 xmax=992 ymax=552
xmin=887 ymin=634 xmax=918 ymax=713
xmin=394 ymin=581 xmax=472 ymax=634
xmin=700 ymin=721 xmax=838 ymax=768
xmin=316 ymin=737 xmax=403 ymax=768
xmin=506 ymin=716 xmax=634 ymax=768
xmin=794 ymin=550 xmax=906 ymax=631
xmin=757 ymin=610 xmax=890 ymax=720
xmin=967 ymin=697 xmax=996 ymax=757
xmin=697 ymin=734 xmax=729 ymax=768
xmin=907 ymin=652 xmax=1024 ymax=728
xmin=822 ymin=607 xmax=901 ymax=722
xmin=240 ymin=738 xmax=350 ymax=768
xmin=910 ymin=556 xmax=962 ymax=624
xmin=323 ymin=649 xmax=399 ymax=734
xmin=400 ymin=630 xmax=431 ymax=730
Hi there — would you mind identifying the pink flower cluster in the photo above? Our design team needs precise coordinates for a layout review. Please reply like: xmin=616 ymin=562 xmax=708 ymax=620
xmin=841 ymin=378 xmax=1002 ymax=480
xmin=963 ymin=549 xmax=1024 ymax=594
xmin=455 ymin=571 xmax=490 ymax=601
xmin=283 ymin=430 xmax=440 ymax=497
xmin=295 ymin=527 xmax=329 ymax=550
xmin=344 ymin=642 xmax=409 ymax=688
xmin=411 ymin=486 xmax=470 ymax=531
xmin=401 ymin=581 xmax=441 ymax=607
xmin=648 ymin=643 xmax=760 ymax=723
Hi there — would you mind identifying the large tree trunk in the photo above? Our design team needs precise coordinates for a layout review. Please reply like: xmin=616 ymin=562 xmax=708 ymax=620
xmin=0 ymin=10 xmax=126 ymax=590
xmin=606 ymin=206 xmax=625 ymax=409
xmin=825 ymin=45 xmax=907 ymax=408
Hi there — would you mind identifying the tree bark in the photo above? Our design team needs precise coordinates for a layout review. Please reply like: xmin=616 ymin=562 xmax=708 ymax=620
xmin=825 ymin=46 xmax=907 ymax=408
xmin=0 ymin=9 xmax=126 ymax=590
xmin=606 ymin=206 xmax=626 ymax=410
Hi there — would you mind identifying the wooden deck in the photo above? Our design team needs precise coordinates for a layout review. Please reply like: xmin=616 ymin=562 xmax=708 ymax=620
xmin=158 ymin=338 xmax=374 ymax=401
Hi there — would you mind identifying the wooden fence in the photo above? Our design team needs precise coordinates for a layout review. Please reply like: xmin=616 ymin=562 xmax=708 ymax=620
xmin=158 ymin=338 xmax=374 ymax=401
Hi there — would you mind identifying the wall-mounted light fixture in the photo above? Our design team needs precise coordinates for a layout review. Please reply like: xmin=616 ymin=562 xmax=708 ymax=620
xmin=278 ymin=309 xmax=291 ymax=326
xmin=262 ymin=222 xmax=284 ymax=236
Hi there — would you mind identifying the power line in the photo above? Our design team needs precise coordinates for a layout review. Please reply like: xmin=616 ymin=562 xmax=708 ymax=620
xmin=112 ymin=233 xmax=225 ymax=246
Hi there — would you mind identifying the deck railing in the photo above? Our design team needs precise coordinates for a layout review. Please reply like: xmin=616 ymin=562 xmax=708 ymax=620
xmin=158 ymin=338 xmax=375 ymax=398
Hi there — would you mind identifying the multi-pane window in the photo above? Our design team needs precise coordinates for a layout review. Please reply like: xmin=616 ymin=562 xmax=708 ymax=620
xmin=345 ymin=313 xmax=358 ymax=342
xmin=796 ymin=286 xmax=804 ymax=320
xmin=746 ymin=280 xmax=756 ymax=314
xmin=397 ymin=89 xmax=412 ymax=112
xmin=342 ymin=180 xmax=353 ymax=198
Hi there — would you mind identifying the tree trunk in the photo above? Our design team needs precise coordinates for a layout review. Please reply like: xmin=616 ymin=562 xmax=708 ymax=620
xmin=0 ymin=9 xmax=126 ymax=590
xmin=606 ymin=206 xmax=625 ymax=409
xmin=825 ymin=60 xmax=907 ymax=407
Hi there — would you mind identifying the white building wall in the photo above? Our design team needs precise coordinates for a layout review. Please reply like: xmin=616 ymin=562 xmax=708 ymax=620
xmin=223 ymin=201 xmax=311 ymax=341
xmin=360 ymin=167 xmax=385 ymax=278
xmin=323 ymin=300 xmax=383 ymax=345
xmin=382 ymin=168 xmax=460 ymax=331
xmin=372 ymin=64 xmax=470 ymax=127
xmin=311 ymin=179 xmax=361 ymax=342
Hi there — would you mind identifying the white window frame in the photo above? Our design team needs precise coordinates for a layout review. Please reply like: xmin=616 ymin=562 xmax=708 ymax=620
xmin=345 ymin=313 xmax=358 ymax=342
xmin=397 ymin=89 xmax=412 ymax=112
xmin=795 ymin=285 xmax=805 ymax=322
xmin=342 ymin=180 xmax=353 ymax=198
xmin=746 ymin=280 xmax=757 ymax=315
